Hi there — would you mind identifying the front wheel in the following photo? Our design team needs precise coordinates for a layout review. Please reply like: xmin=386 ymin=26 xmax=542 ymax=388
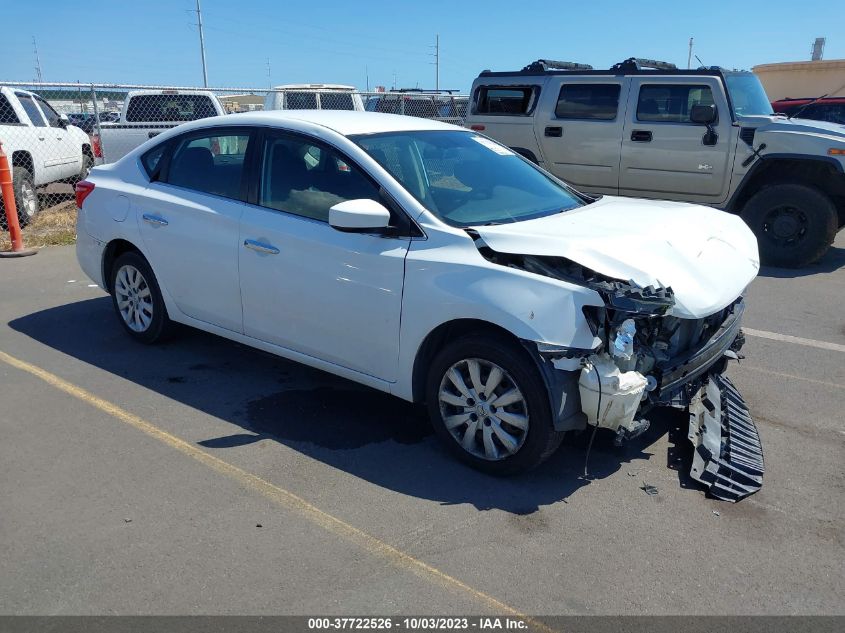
xmin=110 ymin=251 xmax=173 ymax=344
xmin=425 ymin=334 xmax=564 ymax=475
xmin=740 ymin=183 xmax=838 ymax=268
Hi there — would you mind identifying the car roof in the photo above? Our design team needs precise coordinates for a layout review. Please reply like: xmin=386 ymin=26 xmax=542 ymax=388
xmin=271 ymin=84 xmax=356 ymax=91
xmin=202 ymin=110 xmax=463 ymax=135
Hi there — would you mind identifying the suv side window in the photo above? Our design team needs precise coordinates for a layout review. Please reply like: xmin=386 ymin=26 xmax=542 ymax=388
xmin=474 ymin=86 xmax=539 ymax=116
xmin=16 ymin=94 xmax=47 ymax=127
xmin=0 ymin=94 xmax=20 ymax=124
xmin=259 ymin=135 xmax=380 ymax=222
xmin=33 ymin=95 xmax=63 ymax=128
xmin=555 ymin=84 xmax=621 ymax=120
xmin=165 ymin=130 xmax=250 ymax=199
xmin=637 ymin=84 xmax=715 ymax=123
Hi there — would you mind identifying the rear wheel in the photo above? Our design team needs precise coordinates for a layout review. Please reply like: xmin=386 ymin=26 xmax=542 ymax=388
xmin=0 ymin=167 xmax=39 ymax=229
xmin=740 ymin=183 xmax=837 ymax=268
xmin=110 ymin=251 xmax=172 ymax=344
xmin=425 ymin=334 xmax=563 ymax=474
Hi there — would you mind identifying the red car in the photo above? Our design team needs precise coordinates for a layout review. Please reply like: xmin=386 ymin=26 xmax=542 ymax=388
xmin=771 ymin=97 xmax=845 ymax=124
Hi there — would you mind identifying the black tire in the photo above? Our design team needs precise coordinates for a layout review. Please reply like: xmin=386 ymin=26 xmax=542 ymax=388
xmin=740 ymin=183 xmax=838 ymax=268
xmin=109 ymin=251 xmax=173 ymax=344
xmin=425 ymin=334 xmax=564 ymax=475
xmin=0 ymin=166 xmax=40 ymax=230
xmin=70 ymin=153 xmax=93 ymax=185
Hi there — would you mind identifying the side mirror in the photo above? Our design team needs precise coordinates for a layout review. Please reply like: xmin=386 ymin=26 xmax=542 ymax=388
xmin=329 ymin=198 xmax=392 ymax=233
xmin=58 ymin=114 xmax=69 ymax=129
xmin=690 ymin=104 xmax=717 ymax=125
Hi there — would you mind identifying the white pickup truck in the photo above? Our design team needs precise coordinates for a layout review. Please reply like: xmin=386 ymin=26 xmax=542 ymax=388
xmin=0 ymin=86 xmax=92 ymax=226
xmin=97 ymin=90 xmax=226 ymax=163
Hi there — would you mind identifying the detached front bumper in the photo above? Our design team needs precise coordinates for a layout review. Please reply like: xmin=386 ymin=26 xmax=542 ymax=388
xmin=688 ymin=372 xmax=764 ymax=501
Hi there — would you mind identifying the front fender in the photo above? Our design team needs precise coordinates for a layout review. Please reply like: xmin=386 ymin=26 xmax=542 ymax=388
xmin=393 ymin=236 xmax=603 ymax=401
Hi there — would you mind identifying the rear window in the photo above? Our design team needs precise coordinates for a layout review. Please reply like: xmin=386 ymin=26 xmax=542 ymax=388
xmin=555 ymin=84 xmax=621 ymax=120
xmin=319 ymin=92 xmax=355 ymax=110
xmin=474 ymin=86 xmax=539 ymax=116
xmin=285 ymin=92 xmax=318 ymax=109
xmin=0 ymin=94 xmax=19 ymax=124
xmin=636 ymin=84 xmax=715 ymax=123
xmin=125 ymin=94 xmax=218 ymax=123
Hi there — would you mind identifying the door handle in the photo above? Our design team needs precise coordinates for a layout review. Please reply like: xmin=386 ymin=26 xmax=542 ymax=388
xmin=148 ymin=131 xmax=161 ymax=139
xmin=38 ymin=137 xmax=45 ymax=141
xmin=544 ymin=126 xmax=563 ymax=137
xmin=142 ymin=213 xmax=168 ymax=226
xmin=631 ymin=130 xmax=653 ymax=142
xmin=244 ymin=239 xmax=279 ymax=255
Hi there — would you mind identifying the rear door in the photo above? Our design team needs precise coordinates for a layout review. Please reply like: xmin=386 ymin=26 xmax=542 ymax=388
xmin=138 ymin=127 xmax=253 ymax=332
xmin=467 ymin=80 xmax=544 ymax=161
xmin=619 ymin=76 xmax=733 ymax=202
xmin=534 ymin=77 xmax=628 ymax=194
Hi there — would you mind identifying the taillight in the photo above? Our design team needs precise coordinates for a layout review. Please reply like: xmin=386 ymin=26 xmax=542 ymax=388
xmin=75 ymin=180 xmax=95 ymax=209
xmin=91 ymin=133 xmax=102 ymax=158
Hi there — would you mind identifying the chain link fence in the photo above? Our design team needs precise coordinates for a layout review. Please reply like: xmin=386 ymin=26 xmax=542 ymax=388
xmin=0 ymin=81 xmax=469 ymax=232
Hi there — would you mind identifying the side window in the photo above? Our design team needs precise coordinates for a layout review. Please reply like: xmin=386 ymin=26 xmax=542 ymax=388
xmin=259 ymin=136 xmax=380 ymax=222
xmin=141 ymin=143 xmax=168 ymax=178
xmin=16 ymin=95 xmax=47 ymax=127
xmin=474 ymin=86 xmax=539 ymax=116
xmin=34 ymin=96 xmax=63 ymax=128
xmin=0 ymin=94 xmax=20 ymax=124
xmin=555 ymin=84 xmax=621 ymax=120
xmin=637 ymin=84 xmax=715 ymax=123
xmin=165 ymin=131 xmax=250 ymax=199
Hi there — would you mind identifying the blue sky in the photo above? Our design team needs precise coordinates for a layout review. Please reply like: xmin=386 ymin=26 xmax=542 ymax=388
xmin=3 ymin=0 xmax=844 ymax=91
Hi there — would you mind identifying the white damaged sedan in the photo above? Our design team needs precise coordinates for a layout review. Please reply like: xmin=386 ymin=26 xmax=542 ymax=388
xmin=75 ymin=111 xmax=763 ymax=501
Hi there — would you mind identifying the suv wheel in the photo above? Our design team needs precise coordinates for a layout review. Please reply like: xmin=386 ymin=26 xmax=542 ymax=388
xmin=425 ymin=334 xmax=564 ymax=474
xmin=741 ymin=183 xmax=837 ymax=268
xmin=110 ymin=251 xmax=173 ymax=344
xmin=0 ymin=167 xmax=40 ymax=229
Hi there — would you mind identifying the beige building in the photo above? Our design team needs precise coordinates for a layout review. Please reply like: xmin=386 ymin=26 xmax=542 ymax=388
xmin=753 ymin=59 xmax=845 ymax=101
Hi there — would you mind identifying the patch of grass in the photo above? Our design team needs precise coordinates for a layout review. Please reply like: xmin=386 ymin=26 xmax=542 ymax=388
xmin=0 ymin=199 xmax=78 ymax=251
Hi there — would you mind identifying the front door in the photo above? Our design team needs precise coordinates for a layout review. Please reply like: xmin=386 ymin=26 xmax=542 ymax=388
xmin=619 ymin=77 xmax=733 ymax=203
xmin=138 ymin=127 xmax=252 ymax=332
xmin=238 ymin=131 xmax=408 ymax=382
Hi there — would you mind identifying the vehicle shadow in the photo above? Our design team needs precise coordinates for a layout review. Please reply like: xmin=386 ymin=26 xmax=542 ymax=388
xmin=759 ymin=244 xmax=845 ymax=278
xmin=9 ymin=297 xmax=680 ymax=514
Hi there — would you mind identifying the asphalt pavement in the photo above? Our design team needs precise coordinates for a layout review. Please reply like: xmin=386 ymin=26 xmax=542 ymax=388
xmin=0 ymin=235 xmax=843 ymax=616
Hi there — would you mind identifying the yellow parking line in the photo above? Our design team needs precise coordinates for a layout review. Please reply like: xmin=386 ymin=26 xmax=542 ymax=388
xmin=0 ymin=349 xmax=555 ymax=631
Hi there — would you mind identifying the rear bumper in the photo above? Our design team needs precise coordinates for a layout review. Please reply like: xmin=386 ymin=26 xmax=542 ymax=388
xmin=75 ymin=228 xmax=106 ymax=289
xmin=688 ymin=372 xmax=764 ymax=501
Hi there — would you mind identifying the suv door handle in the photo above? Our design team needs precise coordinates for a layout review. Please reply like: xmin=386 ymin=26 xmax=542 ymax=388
xmin=244 ymin=239 xmax=280 ymax=255
xmin=631 ymin=130 xmax=653 ymax=142
xmin=544 ymin=126 xmax=563 ymax=137
xmin=142 ymin=213 xmax=168 ymax=226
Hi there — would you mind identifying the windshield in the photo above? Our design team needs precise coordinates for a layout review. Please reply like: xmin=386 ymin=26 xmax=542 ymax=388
xmin=724 ymin=72 xmax=773 ymax=117
xmin=351 ymin=130 xmax=584 ymax=227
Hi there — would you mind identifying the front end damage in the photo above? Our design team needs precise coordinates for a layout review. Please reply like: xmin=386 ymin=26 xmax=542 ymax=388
xmin=482 ymin=248 xmax=764 ymax=501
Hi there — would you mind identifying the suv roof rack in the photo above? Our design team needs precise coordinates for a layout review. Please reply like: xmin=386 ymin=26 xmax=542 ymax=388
xmin=522 ymin=59 xmax=594 ymax=72
xmin=612 ymin=57 xmax=677 ymax=71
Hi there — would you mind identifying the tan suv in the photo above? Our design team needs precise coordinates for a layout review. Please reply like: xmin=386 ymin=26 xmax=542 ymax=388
xmin=466 ymin=58 xmax=845 ymax=267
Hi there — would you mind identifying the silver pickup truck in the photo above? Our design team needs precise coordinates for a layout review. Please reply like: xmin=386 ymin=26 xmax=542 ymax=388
xmin=97 ymin=90 xmax=225 ymax=164
xmin=465 ymin=58 xmax=845 ymax=268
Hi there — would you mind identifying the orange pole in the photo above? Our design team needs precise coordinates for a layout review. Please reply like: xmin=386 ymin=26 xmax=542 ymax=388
xmin=0 ymin=141 xmax=25 ymax=252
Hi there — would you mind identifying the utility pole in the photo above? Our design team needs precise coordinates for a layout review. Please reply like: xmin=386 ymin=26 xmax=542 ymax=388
xmin=687 ymin=37 xmax=694 ymax=69
xmin=32 ymin=37 xmax=43 ymax=83
xmin=429 ymin=34 xmax=440 ymax=91
xmin=196 ymin=0 xmax=209 ymax=87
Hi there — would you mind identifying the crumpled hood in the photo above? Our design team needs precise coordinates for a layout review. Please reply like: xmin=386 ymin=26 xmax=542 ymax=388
xmin=472 ymin=196 xmax=760 ymax=319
